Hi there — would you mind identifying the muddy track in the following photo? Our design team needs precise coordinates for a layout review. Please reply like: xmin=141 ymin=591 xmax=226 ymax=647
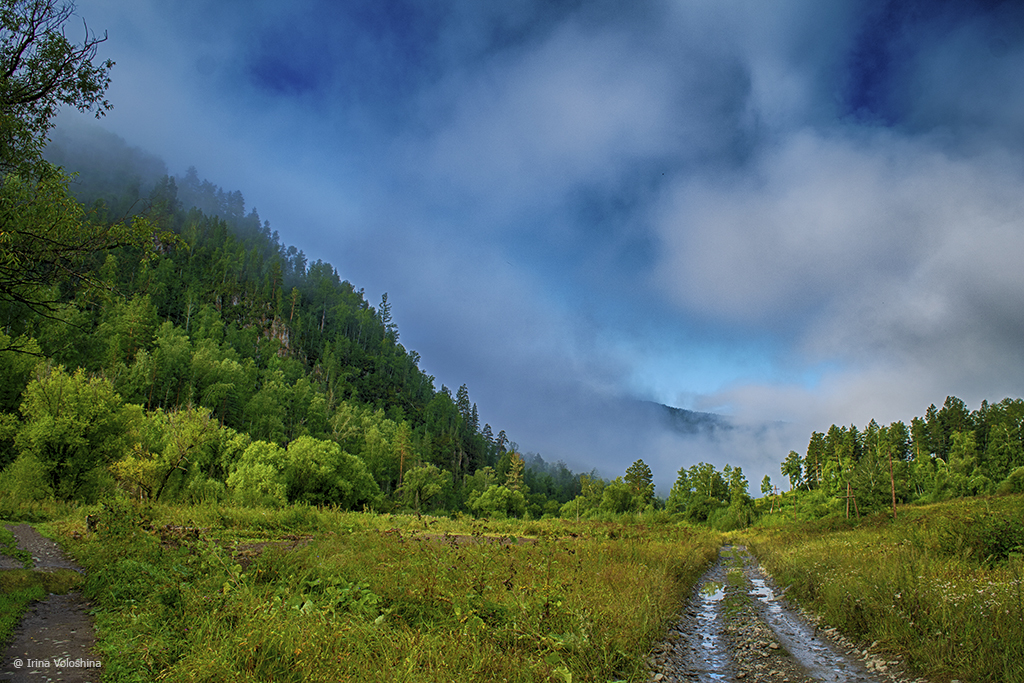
xmin=0 ymin=524 xmax=101 ymax=683
xmin=648 ymin=546 xmax=930 ymax=683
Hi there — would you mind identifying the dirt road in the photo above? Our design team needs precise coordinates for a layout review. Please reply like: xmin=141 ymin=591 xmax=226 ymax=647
xmin=647 ymin=546 xmax=931 ymax=683
xmin=0 ymin=524 xmax=100 ymax=683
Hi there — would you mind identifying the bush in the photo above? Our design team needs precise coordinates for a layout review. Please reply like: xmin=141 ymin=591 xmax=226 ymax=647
xmin=0 ymin=454 xmax=52 ymax=502
xmin=997 ymin=467 xmax=1024 ymax=495
xmin=938 ymin=511 xmax=1024 ymax=565
xmin=468 ymin=484 xmax=526 ymax=518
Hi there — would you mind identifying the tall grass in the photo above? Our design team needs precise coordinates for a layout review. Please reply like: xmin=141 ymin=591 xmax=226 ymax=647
xmin=52 ymin=501 xmax=721 ymax=682
xmin=743 ymin=494 xmax=1024 ymax=683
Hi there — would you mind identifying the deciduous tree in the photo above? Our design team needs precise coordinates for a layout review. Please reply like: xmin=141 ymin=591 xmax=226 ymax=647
xmin=624 ymin=458 xmax=654 ymax=506
xmin=14 ymin=363 xmax=127 ymax=499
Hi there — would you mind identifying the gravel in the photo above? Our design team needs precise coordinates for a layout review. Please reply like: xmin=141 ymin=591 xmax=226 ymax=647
xmin=646 ymin=545 xmax=933 ymax=683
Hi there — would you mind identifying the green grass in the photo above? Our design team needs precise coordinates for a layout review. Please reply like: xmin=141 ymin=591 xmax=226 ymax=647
xmin=48 ymin=500 xmax=722 ymax=682
xmin=0 ymin=524 xmax=31 ymax=567
xmin=741 ymin=494 xmax=1024 ymax=683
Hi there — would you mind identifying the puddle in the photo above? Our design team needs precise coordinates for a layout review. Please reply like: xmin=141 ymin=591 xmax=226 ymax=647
xmin=682 ymin=552 xmax=732 ymax=682
xmin=652 ymin=546 xmax=890 ymax=683
xmin=747 ymin=569 xmax=875 ymax=682
xmin=700 ymin=580 xmax=724 ymax=598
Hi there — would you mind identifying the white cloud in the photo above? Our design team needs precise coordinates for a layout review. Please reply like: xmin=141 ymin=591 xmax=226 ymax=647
xmin=418 ymin=21 xmax=681 ymax=219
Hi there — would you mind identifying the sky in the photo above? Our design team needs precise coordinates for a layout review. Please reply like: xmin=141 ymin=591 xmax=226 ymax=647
xmin=59 ymin=0 xmax=1024 ymax=494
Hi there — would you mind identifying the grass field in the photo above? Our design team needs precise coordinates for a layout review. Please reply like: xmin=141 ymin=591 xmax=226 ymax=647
xmin=38 ymin=502 xmax=722 ymax=682
xmin=6 ymin=494 xmax=1023 ymax=682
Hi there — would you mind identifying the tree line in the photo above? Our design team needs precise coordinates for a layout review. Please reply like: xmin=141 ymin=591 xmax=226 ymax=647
xmin=767 ymin=395 xmax=1024 ymax=517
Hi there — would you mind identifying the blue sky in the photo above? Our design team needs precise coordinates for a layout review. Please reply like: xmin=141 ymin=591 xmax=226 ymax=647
xmin=61 ymin=0 xmax=1024 ymax=493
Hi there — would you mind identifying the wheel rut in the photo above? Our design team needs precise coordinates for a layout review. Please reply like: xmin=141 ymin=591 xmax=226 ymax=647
xmin=0 ymin=524 xmax=101 ymax=683
xmin=648 ymin=545 xmax=930 ymax=683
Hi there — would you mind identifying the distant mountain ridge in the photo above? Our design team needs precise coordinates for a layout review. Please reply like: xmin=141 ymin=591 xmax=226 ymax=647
xmin=637 ymin=400 xmax=730 ymax=436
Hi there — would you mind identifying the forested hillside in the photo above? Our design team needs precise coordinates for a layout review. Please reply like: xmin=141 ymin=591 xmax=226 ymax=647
xmin=0 ymin=118 xmax=604 ymax=516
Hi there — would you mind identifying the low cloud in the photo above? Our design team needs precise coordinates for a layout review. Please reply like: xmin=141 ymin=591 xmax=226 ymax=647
xmin=67 ymin=0 xmax=1024 ymax=495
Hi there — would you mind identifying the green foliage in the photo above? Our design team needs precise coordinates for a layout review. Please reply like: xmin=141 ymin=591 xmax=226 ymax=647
xmin=600 ymin=477 xmax=635 ymax=514
xmin=468 ymin=484 xmax=526 ymax=518
xmin=0 ymin=159 xmax=158 ymax=325
xmin=13 ymin=363 xmax=128 ymax=500
xmin=227 ymin=440 xmax=287 ymax=507
xmin=624 ymin=458 xmax=654 ymax=506
xmin=503 ymin=451 xmax=525 ymax=492
xmin=1 ymin=452 xmax=51 ymax=501
xmin=997 ymin=466 xmax=1024 ymax=495
xmin=399 ymin=463 xmax=448 ymax=515
xmin=0 ymin=332 xmax=39 ymax=414
xmin=559 ymin=474 xmax=604 ymax=520
xmin=781 ymin=450 xmax=802 ymax=490
xmin=283 ymin=436 xmax=380 ymax=509
xmin=666 ymin=466 xmax=691 ymax=514
xmin=782 ymin=396 xmax=1024 ymax=518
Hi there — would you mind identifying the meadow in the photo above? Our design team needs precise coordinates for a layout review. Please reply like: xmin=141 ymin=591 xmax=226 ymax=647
xmin=742 ymin=493 xmax=1024 ymax=683
xmin=4 ymin=494 xmax=1024 ymax=682
xmin=37 ymin=502 xmax=721 ymax=682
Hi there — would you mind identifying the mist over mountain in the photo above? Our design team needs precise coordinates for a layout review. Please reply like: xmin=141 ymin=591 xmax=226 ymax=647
xmin=42 ymin=119 xmax=794 ymax=495
xmin=47 ymin=119 xmax=168 ymax=213
xmin=645 ymin=401 xmax=730 ymax=436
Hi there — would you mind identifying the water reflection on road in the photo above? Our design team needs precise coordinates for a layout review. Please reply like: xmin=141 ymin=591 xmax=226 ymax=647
xmin=743 ymin=550 xmax=876 ymax=683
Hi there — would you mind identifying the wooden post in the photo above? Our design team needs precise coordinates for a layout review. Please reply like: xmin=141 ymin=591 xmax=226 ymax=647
xmin=844 ymin=481 xmax=859 ymax=519
xmin=886 ymin=446 xmax=897 ymax=520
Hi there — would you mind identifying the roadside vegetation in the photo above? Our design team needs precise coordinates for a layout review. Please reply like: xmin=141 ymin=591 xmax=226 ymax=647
xmin=10 ymin=502 xmax=719 ymax=683
xmin=742 ymin=493 xmax=1024 ymax=683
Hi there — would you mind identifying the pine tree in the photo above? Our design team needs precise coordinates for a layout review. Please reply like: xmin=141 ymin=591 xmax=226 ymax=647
xmin=624 ymin=459 xmax=654 ymax=506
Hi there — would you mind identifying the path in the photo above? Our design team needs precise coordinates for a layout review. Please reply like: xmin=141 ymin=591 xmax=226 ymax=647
xmin=0 ymin=524 xmax=101 ymax=683
xmin=647 ymin=545 xmax=930 ymax=683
